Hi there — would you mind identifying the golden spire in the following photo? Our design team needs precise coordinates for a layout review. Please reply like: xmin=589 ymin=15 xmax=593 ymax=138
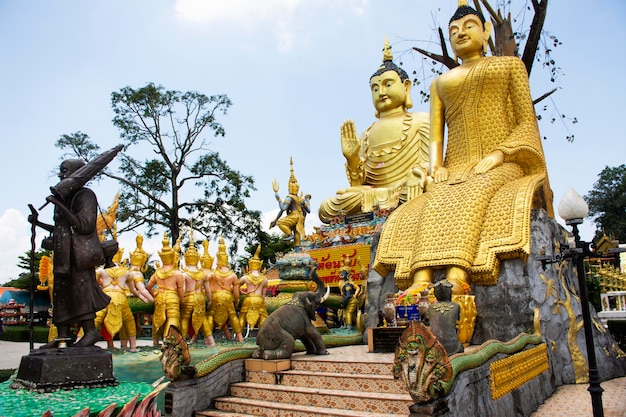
xmin=201 ymin=239 xmax=214 ymax=270
xmin=216 ymin=236 xmax=229 ymax=267
xmin=288 ymin=156 xmax=298 ymax=188
xmin=382 ymin=36 xmax=393 ymax=62
xmin=248 ymin=244 xmax=262 ymax=271
xmin=184 ymin=220 xmax=200 ymax=267
xmin=130 ymin=235 xmax=148 ymax=268
xmin=158 ymin=231 xmax=175 ymax=265
xmin=458 ymin=0 xmax=469 ymax=6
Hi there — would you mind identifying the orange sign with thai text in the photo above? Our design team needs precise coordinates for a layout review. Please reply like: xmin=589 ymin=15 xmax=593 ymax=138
xmin=306 ymin=244 xmax=370 ymax=287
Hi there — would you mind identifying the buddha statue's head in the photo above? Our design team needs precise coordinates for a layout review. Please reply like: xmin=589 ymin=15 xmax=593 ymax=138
xmin=448 ymin=0 xmax=491 ymax=61
xmin=158 ymin=232 xmax=175 ymax=266
xmin=369 ymin=37 xmax=412 ymax=117
xmin=248 ymin=244 xmax=262 ymax=272
xmin=216 ymin=237 xmax=229 ymax=268
xmin=201 ymin=239 xmax=214 ymax=270
xmin=130 ymin=235 xmax=148 ymax=268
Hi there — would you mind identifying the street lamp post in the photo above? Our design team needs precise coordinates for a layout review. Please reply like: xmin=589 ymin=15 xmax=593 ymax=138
xmin=558 ymin=188 xmax=604 ymax=417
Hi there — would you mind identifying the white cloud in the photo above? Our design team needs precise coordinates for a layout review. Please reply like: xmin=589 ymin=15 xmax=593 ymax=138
xmin=174 ymin=0 xmax=368 ymax=52
xmin=0 ymin=209 xmax=31 ymax=282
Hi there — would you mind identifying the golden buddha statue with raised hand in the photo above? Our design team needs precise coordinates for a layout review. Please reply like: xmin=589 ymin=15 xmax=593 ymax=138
xmin=318 ymin=37 xmax=430 ymax=223
xmin=374 ymin=1 xmax=553 ymax=295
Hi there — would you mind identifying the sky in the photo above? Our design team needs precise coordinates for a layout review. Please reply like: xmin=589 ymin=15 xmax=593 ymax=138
xmin=1 ymin=0 xmax=625 ymax=282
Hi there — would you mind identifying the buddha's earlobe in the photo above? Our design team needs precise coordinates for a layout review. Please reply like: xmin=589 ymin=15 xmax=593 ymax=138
xmin=404 ymin=79 xmax=413 ymax=110
xmin=483 ymin=21 xmax=493 ymax=55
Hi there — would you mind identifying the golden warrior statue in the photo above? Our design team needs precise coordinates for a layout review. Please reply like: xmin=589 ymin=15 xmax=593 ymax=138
xmin=180 ymin=225 xmax=212 ymax=344
xmin=270 ymin=157 xmax=311 ymax=246
xmin=198 ymin=239 xmax=217 ymax=346
xmin=239 ymin=244 xmax=269 ymax=333
xmin=318 ymin=37 xmax=430 ymax=223
xmin=206 ymin=237 xmax=244 ymax=342
xmin=338 ymin=254 xmax=361 ymax=329
xmin=95 ymin=245 xmax=139 ymax=351
xmin=127 ymin=235 xmax=154 ymax=304
xmin=146 ymin=232 xmax=185 ymax=346
xmin=374 ymin=0 xmax=553 ymax=295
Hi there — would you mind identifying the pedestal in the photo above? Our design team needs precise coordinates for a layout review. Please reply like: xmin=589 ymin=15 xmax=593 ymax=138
xmin=11 ymin=346 xmax=117 ymax=392
xmin=367 ymin=326 xmax=406 ymax=353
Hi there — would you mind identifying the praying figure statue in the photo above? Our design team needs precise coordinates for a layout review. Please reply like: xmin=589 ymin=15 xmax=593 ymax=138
xmin=428 ymin=280 xmax=464 ymax=355
xmin=318 ymin=38 xmax=430 ymax=223
xmin=374 ymin=1 xmax=553 ymax=295
xmin=146 ymin=232 xmax=185 ymax=346
xmin=206 ymin=237 xmax=244 ymax=343
xmin=179 ymin=224 xmax=212 ymax=344
xmin=95 ymin=246 xmax=139 ymax=351
xmin=238 ymin=244 xmax=269 ymax=333
xmin=337 ymin=255 xmax=361 ymax=329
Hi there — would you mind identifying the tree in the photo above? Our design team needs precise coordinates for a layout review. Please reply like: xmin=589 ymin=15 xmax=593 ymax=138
xmin=585 ymin=164 xmax=626 ymax=243
xmin=57 ymin=83 xmax=261 ymax=254
xmin=1 ymin=249 xmax=51 ymax=289
xmin=405 ymin=0 xmax=576 ymax=141
xmin=234 ymin=230 xmax=295 ymax=275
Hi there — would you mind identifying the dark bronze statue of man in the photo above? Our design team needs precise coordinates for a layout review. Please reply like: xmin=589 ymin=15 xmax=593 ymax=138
xmin=29 ymin=159 xmax=111 ymax=348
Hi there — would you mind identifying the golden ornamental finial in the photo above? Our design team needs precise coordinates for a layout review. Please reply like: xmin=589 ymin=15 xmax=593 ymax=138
xmin=201 ymin=239 xmax=214 ymax=269
xmin=130 ymin=234 xmax=148 ymax=268
xmin=184 ymin=220 xmax=200 ymax=267
xmin=159 ymin=231 xmax=175 ymax=265
xmin=382 ymin=36 xmax=393 ymax=62
xmin=458 ymin=0 xmax=469 ymax=6
xmin=217 ymin=236 xmax=229 ymax=267
xmin=288 ymin=156 xmax=298 ymax=187
xmin=248 ymin=244 xmax=262 ymax=271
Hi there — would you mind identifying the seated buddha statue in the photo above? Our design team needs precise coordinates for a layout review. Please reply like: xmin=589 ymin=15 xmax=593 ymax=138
xmin=374 ymin=1 xmax=553 ymax=295
xmin=318 ymin=38 xmax=430 ymax=223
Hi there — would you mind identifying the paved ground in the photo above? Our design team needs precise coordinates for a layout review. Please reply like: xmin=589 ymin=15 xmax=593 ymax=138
xmin=1 ymin=340 xmax=624 ymax=416
xmin=0 ymin=339 xmax=156 ymax=370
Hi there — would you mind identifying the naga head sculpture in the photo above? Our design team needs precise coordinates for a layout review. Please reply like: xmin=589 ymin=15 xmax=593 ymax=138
xmin=393 ymin=321 xmax=452 ymax=404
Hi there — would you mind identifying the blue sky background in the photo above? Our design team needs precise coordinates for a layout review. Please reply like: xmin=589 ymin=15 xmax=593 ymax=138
xmin=1 ymin=0 xmax=625 ymax=281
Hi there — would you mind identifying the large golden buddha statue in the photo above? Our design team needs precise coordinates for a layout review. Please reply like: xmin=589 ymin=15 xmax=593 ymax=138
xmin=318 ymin=38 xmax=430 ymax=223
xmin=374 ymin=1 xmax=553 ymax=294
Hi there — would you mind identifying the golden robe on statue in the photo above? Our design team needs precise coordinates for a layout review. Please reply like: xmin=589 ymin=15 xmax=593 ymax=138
xmin=374 ymin=57 xmax=553 ymax=287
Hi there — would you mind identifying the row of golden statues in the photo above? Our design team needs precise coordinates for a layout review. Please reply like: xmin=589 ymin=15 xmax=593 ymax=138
xmin=40 ymin=230 xmax=270 ymax=350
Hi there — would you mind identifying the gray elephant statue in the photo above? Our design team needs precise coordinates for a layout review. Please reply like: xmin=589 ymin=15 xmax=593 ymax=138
xmin=252 ymin=267 xmax=330 ymax=360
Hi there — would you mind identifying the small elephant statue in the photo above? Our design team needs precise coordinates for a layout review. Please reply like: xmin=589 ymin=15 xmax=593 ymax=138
xmin=253 ymin=267 xmax=330 ymax=360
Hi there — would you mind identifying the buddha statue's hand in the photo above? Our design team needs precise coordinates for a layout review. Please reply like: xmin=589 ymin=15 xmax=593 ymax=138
xmin=337 ymin=185 xmax=373 ymax=194
xmin=340 ymin=120 xmax=360 ymax=162
xmin=473 ymin=150 xmax=504 ymax=174
xmin=407 ymin=165 xmax=428 ymax=189
xmin=432 ymin=166 xmax=450 ymax=183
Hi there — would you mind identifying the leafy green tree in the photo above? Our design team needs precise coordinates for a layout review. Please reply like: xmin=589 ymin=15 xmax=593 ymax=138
xmin=2 ymin=249 xmax=52 ymax=288
xmin=585 ymin=164 xmax=626 ymax=243
xmin=57 ymin=83 xmax=261 ymax=254
xmin=234 ymin=231 xmax=294 ymax=275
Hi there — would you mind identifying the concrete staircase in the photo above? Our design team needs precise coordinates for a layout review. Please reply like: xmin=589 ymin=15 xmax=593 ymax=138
xmin=195 ymin=345 xmax=413 ymax=417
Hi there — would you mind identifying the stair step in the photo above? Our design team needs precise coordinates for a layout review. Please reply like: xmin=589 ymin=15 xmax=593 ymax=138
xmin=228 ymin=381 xmax=412 ymax=413
xmin=208 ymin=396 xmax=410 ymax=417
xmin=289 ymin=354 xmax=394 ymax=376
xmin=195 ymin=410 xmax=258 ymax=417
xmin=277 ymin=369 xmax=406 ymax=394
